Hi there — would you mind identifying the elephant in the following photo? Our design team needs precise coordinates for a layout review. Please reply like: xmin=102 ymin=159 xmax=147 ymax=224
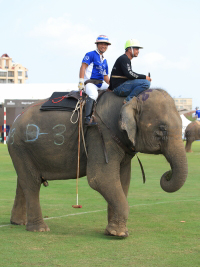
xmin=185 ymin=120 xmax=200 ymax=152
xmin=7 ymin=88 xmax=188 ymax=237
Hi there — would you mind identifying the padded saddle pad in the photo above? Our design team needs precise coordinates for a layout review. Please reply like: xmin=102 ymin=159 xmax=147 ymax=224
xmin=40 ymin=91 xmax=87 ymax=111
xmin=40 ymin=90 xmax=107 ymax=112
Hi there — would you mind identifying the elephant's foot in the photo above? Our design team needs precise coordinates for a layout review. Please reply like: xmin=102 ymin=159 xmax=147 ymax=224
xmin=186 ymin=150 xmax=193 ymax=153
xmin=26 ymin=222 xmax=50 ymax=232
xmin=104 ymin=223 xmax=129 ymax=238
xmin=10 ymin=219 xmax=26 ymax=226
xmin=10 ymin=214 xmax=27 ymax=226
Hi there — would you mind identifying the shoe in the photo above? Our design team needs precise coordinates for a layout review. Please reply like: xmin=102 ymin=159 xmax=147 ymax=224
xmin=84 ymin=116 xmax=97 ymax=126
xmin=84 ymin=97 xmax=97 ymax=126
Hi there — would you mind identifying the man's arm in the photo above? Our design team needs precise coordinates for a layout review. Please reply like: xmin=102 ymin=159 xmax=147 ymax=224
xmin=78 ymin=63 xmax=88 ymax=90
xmin=79 ymin=63 xmax=88 ymax=78
xmin=121 ymin=58 xmax=151 ymax=81
xmin=104 ymin=75 xmax=110 ymax=84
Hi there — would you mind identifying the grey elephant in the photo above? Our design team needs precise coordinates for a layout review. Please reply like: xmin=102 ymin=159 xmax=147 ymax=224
xmin=7 ymin=89 xmax=188 ymax=237
xmin=185 ymin=120 xmax=200 ymax=152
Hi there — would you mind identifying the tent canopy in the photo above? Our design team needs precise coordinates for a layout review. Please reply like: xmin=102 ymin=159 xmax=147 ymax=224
xmin=180 ymin=114 xmax=191 ymax=139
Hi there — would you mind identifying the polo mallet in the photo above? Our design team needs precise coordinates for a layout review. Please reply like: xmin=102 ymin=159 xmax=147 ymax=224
xmin=72 ymin=90 xmax=83 ymax=209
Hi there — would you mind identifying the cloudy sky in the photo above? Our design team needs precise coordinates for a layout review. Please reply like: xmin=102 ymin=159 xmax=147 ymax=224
xmin=1 ymin=0 xmax=200 ymax=108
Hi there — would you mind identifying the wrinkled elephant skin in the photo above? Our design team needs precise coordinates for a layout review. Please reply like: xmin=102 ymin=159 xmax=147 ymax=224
xmin=7 ymin=89 xmax=188 ymax=237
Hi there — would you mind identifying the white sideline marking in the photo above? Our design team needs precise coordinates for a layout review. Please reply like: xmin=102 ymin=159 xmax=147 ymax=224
xmin=0 ymin=199 xmax=199 ymax=228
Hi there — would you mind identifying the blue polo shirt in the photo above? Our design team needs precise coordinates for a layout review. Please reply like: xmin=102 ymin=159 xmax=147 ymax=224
xmin=195 ymin=110 xmax=200 ymax=118
xmin=82 ymin=50 xmax=108 ymax=88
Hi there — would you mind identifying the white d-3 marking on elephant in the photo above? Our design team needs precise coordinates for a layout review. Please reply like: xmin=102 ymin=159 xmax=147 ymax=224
xmin=7 ymin=128 xmax=16 ymax=145
xmin=25 ymin=123 xmax=66 ymax=145
xmin=25 ymin=124 xmax=48 ymax=142
xmin=52 ymin=124 xmax=66 ymax=145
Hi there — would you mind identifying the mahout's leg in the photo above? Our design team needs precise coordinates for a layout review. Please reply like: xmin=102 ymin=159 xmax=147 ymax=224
xmin=10 ymin=177 xmax=27 ymax=225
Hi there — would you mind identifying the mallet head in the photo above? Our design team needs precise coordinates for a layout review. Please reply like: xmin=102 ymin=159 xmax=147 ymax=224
xmin=72 ymin=205 xmax=82 ymax=208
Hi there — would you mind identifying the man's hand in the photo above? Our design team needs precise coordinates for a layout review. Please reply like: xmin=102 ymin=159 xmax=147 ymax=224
xmin=146 ymin=76 xmax=152 ymax=82
xmin=78 ymin=78 xmax=84 ymax=91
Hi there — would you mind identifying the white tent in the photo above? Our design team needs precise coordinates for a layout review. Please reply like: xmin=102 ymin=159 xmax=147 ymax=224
xmin=0 ymin=83 xmax=78 ymax=103
xmin=180 ymin=114 xmax=191 ymax=139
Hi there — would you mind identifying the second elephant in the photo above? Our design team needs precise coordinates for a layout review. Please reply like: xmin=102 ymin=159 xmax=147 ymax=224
xmin=185 ymin=121 xmax=200 ymax=152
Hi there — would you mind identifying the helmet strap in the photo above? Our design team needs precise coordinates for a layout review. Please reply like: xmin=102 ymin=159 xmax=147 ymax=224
xmin=97 ymin=46 xmax=104 ymax=55
xmin=131 ymin=47 xmax=134 ymax=58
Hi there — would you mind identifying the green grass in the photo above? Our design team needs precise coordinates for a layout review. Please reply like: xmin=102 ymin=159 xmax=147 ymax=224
xmin=0 ymin=142 xmax=200 ymax=267
xmin=185 ymin=115 xmax=196 ymax=121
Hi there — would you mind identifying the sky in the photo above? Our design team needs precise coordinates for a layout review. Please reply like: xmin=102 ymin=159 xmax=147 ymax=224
xmin=1 ymin=0 xmax=200 ymax=108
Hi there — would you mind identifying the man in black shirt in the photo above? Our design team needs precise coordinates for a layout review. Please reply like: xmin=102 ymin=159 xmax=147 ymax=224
xmin=109 ymin=39 xmax=152 ymax=103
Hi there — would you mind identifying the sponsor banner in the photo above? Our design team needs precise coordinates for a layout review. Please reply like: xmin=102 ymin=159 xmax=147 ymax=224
xmin=4 ymin=99 xmax=39 ymax=108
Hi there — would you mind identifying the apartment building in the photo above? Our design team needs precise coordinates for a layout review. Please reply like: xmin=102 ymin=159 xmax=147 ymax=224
xmin=174 ymin=98 xmax=192 ymax=111
xmin=0 ymin=54 xmax=28 ymax=84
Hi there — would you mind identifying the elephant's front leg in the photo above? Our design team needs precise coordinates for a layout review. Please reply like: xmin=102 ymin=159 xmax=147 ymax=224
xmin=107 ymin=155 xmax=131 ymax=237
xmin=87 ymin=160 xmax=129 ymax=237
xmin=185 ymin=139 xmax=193 ymax=152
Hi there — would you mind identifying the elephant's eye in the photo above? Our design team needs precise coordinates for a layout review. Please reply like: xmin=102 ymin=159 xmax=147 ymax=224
xmin=159 ymin=125 xmax=167 ymax=131
xmin=159 ymin=125 xmax=168 ymax=138
xmin=154 ymin=125 xmax=168 ymax=140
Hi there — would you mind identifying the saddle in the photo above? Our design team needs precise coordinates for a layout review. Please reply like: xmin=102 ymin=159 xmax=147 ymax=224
xmin=40 ymin=90 xmax=106 ymax=111
xmin=40 ymin=91 xmax=86 ymax=111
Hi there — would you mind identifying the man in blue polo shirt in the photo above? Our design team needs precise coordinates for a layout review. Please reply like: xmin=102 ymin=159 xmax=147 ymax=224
xmin=78 ymin=35 xmax=111 ymax=126
xmin=195 ymin=107 xmax=200 ymax=121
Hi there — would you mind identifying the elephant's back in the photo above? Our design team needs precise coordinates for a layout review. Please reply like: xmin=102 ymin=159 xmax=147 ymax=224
xmin=185 ymin=121 xmax=197 ymax=131
xmin=185 ymin=121 xmax=200 ymax=139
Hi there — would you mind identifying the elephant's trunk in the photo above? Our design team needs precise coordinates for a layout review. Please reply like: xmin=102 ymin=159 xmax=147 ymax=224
xmin=160 ymin=140 xmax=188 ymax=193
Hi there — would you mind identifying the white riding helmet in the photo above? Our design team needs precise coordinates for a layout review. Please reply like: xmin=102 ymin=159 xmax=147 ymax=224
xmin=125 ymin=39 xmax=143 ymax=49
xmin=95 ymin=35 xmax=111 ymax=45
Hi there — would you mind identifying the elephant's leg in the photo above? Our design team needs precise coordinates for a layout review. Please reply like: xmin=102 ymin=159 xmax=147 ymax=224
xmin=87 ymin=161 xmax=129 ymax=237
xmin=23 ymin=174 xmax=50 ymax=232
xmin=185 ymin=139 xmax=193 ymax=152
xmin=11 ymin=156 xmax=50 ymax=232
xmin=10 ymin=177 xmax=27 ymax=225
xmin=107 ymin=156 xmax=131 ymax=236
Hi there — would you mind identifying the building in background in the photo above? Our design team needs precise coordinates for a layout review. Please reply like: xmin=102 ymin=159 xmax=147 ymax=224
xmin=174 ymin=98 xmax=192 ymax=111
xmin=0 ymin=54 xmax=28 ymax=84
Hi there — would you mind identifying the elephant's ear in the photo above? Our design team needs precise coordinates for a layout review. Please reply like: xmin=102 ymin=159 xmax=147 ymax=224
xmin=119 ymin=97 xmax=139 ymax=146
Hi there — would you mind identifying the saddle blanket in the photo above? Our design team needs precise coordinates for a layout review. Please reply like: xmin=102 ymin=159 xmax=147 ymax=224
xmin=40 ymin=91 xmax=86 ymax=111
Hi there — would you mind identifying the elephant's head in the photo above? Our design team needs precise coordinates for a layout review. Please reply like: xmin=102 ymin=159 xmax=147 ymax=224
xmin=119 ymin=89 xmax=188 ymax=193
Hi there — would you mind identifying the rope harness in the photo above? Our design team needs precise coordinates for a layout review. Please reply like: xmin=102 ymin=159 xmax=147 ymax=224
xmin=70 ymin=99 xmax=86 ymax=124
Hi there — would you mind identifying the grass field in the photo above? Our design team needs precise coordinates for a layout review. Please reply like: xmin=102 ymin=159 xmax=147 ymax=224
xmin=0 ymin=142 xmax=200 ymax=267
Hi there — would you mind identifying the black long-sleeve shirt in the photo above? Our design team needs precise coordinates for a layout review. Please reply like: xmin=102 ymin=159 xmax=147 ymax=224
xmin=109 ymin=54 xmax=146 ymax=90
